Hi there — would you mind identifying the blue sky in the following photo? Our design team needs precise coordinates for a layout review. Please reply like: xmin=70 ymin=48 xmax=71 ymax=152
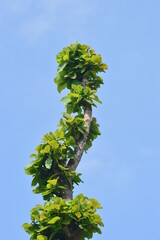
xmin=0 ymin=0 xmax=160 ymax=239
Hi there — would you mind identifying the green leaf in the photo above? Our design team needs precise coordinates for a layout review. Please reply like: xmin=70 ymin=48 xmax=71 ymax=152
xmin=71 ymin=73 xmax=77 ymax=79
xmin=81 ymin=68 xmax=86 ymax=73
xmin=71 ymin=84 xmax=82 ymax=93
xmin=85 ymin=99 xmax=94 ymax=105
xmin=48 ymin=216 xmax=61 ymax=224
xmin=40 ymin=145 xmax=51 ymax=154
xmin=90 ymin=198 xmax=102 ymax=209
xmin=93 ymin=95 xmax=102 ymax=104
xmin=69 ymin=93 xmax=79 ymax=98
xmin=100 ymin=63 xmax=108 ymax=70
xmin=90 ymin=49 xmax=95 ymax=55
xmin=71 ymin=80 xmax=82 ymax=86
xmin=66 ymin=104 xmax=74 ymax=114
xmin=61 ymin=96 xmax=71 ymax=104
xmin=22 ymin=223 xmax=33 ymax=234
xmin=47 ymin=179 xmax=58 ymax=186
xmin=79 ymin=224 xmax=83 ymax=229
xmin=29 ymin=154 xmax=37 ymax=158
xmin=45 ymin=157 xmax=52 ymax=169
xmin=92 ymin=55 xmax=102 ymax=64
xmin=22 ymin=223 xmax=31 ymax=232
xmin=63 ymin=55 xmax=69 ymax=61
xmin=68 ymin=213 xmax=77 ymax=221
xmin=69 ymin=43 xmax=74 ymax=50
xmin=40 ymin=212 xmax=47 ymax=221
xmin=75 ymin=212 xmax=81 ymax=218
xmin=58 ymin=62 xmax=67 ymax=72
xmin=57 ymin=81 xmax=67 ymax=93
xmin=58 ymin=164 xmax=69 ymax=171
xmin=49 ymin=140 xmax=58 ymax=148
xmin=54 ymin=129 xmax=64 ymax=139
xmin=58 ymin=186 xmax=67 ymax=189
xmin=31 ymin=211 xmax=40 ymax=220
xmin=37 ymin=235 xmax=48 ymax=240
xmin=94 ymin=214 xmax=104 ymax=226
xmin=42 ymin=189 xmax=53 ymax=197
xmin=25 ymin=161 xmax=35 ymax=170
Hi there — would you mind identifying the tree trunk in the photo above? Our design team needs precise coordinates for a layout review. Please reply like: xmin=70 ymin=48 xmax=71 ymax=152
xmin=63 ymin=225 xmax=82 ymax=240
xmin=60 ymin=176 xmax=73 ymax=200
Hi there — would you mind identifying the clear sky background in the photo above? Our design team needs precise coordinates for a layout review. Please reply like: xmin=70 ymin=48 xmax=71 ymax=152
xmin=0 ymin=0 xmax=160 ymax=239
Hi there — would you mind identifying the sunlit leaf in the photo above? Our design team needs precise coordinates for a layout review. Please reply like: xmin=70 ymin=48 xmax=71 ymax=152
xmin=47 ymin=178 xmax=58 ymax=186
xmin=75 ymin=212 xmax=81 ymax=218
xmin=49 ymin=140 xmax=58 ymax=149
xmin=100 ymin=63 xmax=108 ymax=70
xmin=58 ymin=164 xmax=69 ymax=171
xmin=37 ymin=235 xmax=48 ymax=240
xmin=71 ymin=73 xmax=77 ymax=79
xmin=45 ymin=157 xmax=52 ymax=169
xmin=29 ymin=154 xmax=37 ymax=158
xmin=92 ymin=55 xmax=102 ymax=64
xmin=63 ymin=55 xmax=69 ymax=61
xmin=61 ymin=96 xmax=71 ymax=104
xmin=90 ymin=49 xmax=95 ymax=55
xmin=48 ymin=216 xmax=61 ymax=224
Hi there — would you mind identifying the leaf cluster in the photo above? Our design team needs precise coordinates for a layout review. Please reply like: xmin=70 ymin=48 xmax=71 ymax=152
xmin=54 ymin=42 xmax=108 ymax=93
xmin=61 ymin=84 xmax=102 ymax=114
xmin=25 ymin=110 xmax=101 ymax=200
xmin=58 ymin=113 xmax=86 ymax=141
xmin=25 ymin=131 xmax=82 ymax=200
xmin=22 ymin=194 xmax=103 ymax=240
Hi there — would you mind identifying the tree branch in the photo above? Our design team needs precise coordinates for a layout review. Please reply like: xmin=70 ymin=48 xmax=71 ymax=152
xmin=67 ymin=77 xmax=92 ymax=171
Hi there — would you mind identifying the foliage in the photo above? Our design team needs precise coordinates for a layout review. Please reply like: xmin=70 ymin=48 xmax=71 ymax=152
xmin=25 ymin=131 xmax=81 ymax=200
xmin=25 ymin=112 xmax=101 ymax=200
xmin=22 ymin=194 xmax=103 ymax=240
xmin=23 ymin=42 xmax=107 ymax=239
xmin=61 ymin=84 xmax=102 ymax=114
xmin=54 ymin=42 xmax=107 ymax=93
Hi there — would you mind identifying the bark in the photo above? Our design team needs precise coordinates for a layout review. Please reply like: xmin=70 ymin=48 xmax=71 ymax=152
xmin=60 ymin=176 xmax=73 ymax=200
xmin=63 ymin=225 xmax=82 ymax=240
